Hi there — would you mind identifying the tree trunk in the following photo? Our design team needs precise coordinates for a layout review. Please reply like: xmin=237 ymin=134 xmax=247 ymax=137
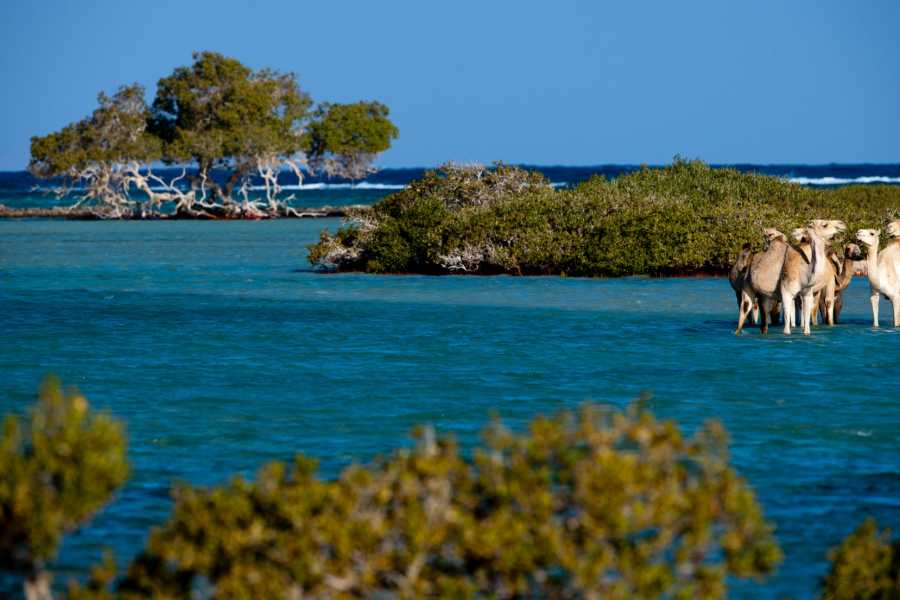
xmin=223 ymin=169 xmax=242 ymax=202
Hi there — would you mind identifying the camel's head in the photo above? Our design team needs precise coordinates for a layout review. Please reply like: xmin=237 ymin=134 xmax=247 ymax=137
xmin=808 ymin=219 xmax=846 ymax=240
xmin=790 ymin=228 xmax=809 ymax=244
xmin=844 ymin=243 xmax=863 ymax=260
xmin=886 ymin=220 xmax=900 ymax=239
xmin=734 ymin=243 xmax=753 ymax=271
xmin=856 ymin=228 xmax=881 ymax=247
xmin=762 ymin=228 xmax=786 ymax=247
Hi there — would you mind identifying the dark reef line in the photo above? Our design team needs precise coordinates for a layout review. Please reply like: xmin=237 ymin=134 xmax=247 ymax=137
xmin=0 ymin=204 xmax=366 ymax=220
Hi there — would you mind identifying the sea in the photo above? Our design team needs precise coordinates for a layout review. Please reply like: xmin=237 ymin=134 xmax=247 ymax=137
xmin=1 ymin=163 xmax=899 ymax=598
xmin=2 ymin=162 xmax=900 ymax=210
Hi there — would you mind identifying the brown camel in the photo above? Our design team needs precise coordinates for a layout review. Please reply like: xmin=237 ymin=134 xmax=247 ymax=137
xmin=736 ymin=228 xmax=789 ymax=334
xmin=817 ymin=243 xmax=862 ymax=323
xmin=729 ymin=244 xmax=758 ymax=324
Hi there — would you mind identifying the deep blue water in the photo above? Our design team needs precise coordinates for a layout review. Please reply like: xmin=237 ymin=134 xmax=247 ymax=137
xmin=3 ymin=163 xmax=900 ymax=210
xmin=1 ymin=218 xmax=899 ymax=598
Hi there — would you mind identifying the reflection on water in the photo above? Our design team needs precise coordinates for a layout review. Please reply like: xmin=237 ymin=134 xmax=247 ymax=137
xmin=1 ymin=219 xmax=898 ymax=598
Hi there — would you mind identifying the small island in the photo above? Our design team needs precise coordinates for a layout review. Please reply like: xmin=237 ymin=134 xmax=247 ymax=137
xmin=24 ymin=51 xmax=398 ymax=220
xmin=308 ymin=159 xmax=900 ymax=277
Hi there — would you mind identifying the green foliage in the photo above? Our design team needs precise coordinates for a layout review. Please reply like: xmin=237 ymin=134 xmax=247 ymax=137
xmin=150 ymin=51 xmax=312 ymax=173
xmin=820 ymin=519 xmax=900 ymax=600
xmin=29 ymin=52 xmax=397 ymax=217
xmin=307 ymin=101 xmax=400 ymax=180
xmin=29 ymin=84 xmax=160 ymax=179
xmin=29 ymin=122 xmax=88 ymax=180
xmin=310 ymin=159 xmax=900 ymax=276
xmin=14 ymin=377 xmax=900 ymax=598
xmin=66 ymin=553 xmax=118 ymax=600
xmin=109 ymin=402 xmax=779 ymax=599
xmin=306 ymin=225 xmax=365 ymax=270
xmin=366 ymin=195 xmax=449 ymax=272
xmin=381 ymin=162 xmax=551 ymax=211
xmin=0 ymin=377 xmax=128 ymax=583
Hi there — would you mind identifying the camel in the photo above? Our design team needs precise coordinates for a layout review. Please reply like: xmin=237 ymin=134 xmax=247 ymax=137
xmin=735 ymin=228 xmax=788 ymax=334
xmin=781 ymin=219 xmax=846 ymax=335
xmin=856 ymin=228 xmax=900 ymax=327
xmin=818 ymin=243 xmax=862 ymax=323
xmin=887 ymin=220 xmax=900 ymax=239
xmin=788 ymin=229 xmax=860 ymax=326
xmin=782 ymin=227 xmax=828 ymax=328
xmin=730 ymin=244 xmax=758 ymax=324
xmin=785 ymin=228 xmax=813 ymax=328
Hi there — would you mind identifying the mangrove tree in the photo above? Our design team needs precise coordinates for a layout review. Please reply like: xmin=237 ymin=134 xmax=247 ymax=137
xmin=28 ymin=52 xmax=399 ymax=219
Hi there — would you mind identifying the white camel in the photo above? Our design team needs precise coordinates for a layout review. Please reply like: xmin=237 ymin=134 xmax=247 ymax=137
xmin=787 ymin=227 xmax=854 ymax=327
xmin=856 ymin=228 xmax=900 ymax=327
xmin=781 ymin=219 xmax=846 ymax=335
xmin=784 ymin=227 xmax=812 ymax=329
xmin=887 ymin=220 xmax=900 ymax=239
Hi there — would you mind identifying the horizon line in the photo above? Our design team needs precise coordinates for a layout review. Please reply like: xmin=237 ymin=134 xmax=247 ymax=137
xmin=4 ymin=160 xmax=900 ymax=175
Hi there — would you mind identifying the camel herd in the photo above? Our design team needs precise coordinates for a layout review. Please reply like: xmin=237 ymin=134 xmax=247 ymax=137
xmin=731 ymin=219 xmax=900 ymax=335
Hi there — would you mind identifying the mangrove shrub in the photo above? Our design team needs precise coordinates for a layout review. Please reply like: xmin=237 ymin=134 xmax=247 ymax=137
xmin=309 ymin=159 xmax=900 ymax=276
xmin=9 ymin=379 xmax=895 ymax=598
xmin=0 ymin=377 xmax=128 ymax=600
xmin=103 ymin=404 xmax=781 ymax=598
xmin=820 ymin=518 xmax=900 ymax=599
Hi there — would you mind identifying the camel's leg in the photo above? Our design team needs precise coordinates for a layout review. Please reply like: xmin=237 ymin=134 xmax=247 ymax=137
xmin=736 ymin=292 xmax=754 ymax=334
xmin=833 ymin=293 xmax=843 ymax=324
xmin=770 ymin=301 xmax=781 ymax=326
xmin=811 ymin=292 xmax=820 ymax=325
xmin=871 ymin=292 xmax=880 ymax=328
xmin=802 ymin=293 xmax=814 ymax=335
xmin=893 ymin=297 xmax=900 ymax=327
xmin=751 ymin=299 xmax=760 ymax=325
xmin=782 ymin=289 xmax=794 ymax=335
xmin=760 ymin=297 xmax=770 ymax=334
xmin=825 ymin=282 xmax=836 ymax=326
xmin=799 ymin=293 xmax=807 ymax=334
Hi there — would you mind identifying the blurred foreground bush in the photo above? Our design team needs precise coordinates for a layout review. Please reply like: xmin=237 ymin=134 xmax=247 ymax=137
xmin=0 ymin=377 xmax=128 ymax=600
xmin=820 ymin=518 xmax=900 ymax=600
xmin=309 ymin=159 xmax=900 ymax=276
xmin=14 ymin=379 xmax=897 ymax=598
xmin=105 ymin=404 xmax=779 ymax=598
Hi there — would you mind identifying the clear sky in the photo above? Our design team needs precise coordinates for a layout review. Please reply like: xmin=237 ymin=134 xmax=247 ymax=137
xmin=1 ymin=0 xmax=898 ymax=170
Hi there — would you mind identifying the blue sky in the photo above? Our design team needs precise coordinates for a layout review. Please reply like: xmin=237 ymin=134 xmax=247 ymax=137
xmin=1 ymin=0 xmax=897 ymax=169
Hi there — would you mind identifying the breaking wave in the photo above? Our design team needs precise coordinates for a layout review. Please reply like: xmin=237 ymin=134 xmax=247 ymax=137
xmin=788 ymin=176 xmax=900 ymax=186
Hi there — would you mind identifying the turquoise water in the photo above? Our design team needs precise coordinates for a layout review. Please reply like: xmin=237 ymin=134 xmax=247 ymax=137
xmin=0 ymin=187 xmax=393 ymax=210
xmin=1 ymin=219 xmax=899 ymax=598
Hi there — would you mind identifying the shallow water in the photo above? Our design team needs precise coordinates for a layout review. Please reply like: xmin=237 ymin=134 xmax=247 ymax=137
xmin=1 ymin=219 xmax=898 ymax=598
